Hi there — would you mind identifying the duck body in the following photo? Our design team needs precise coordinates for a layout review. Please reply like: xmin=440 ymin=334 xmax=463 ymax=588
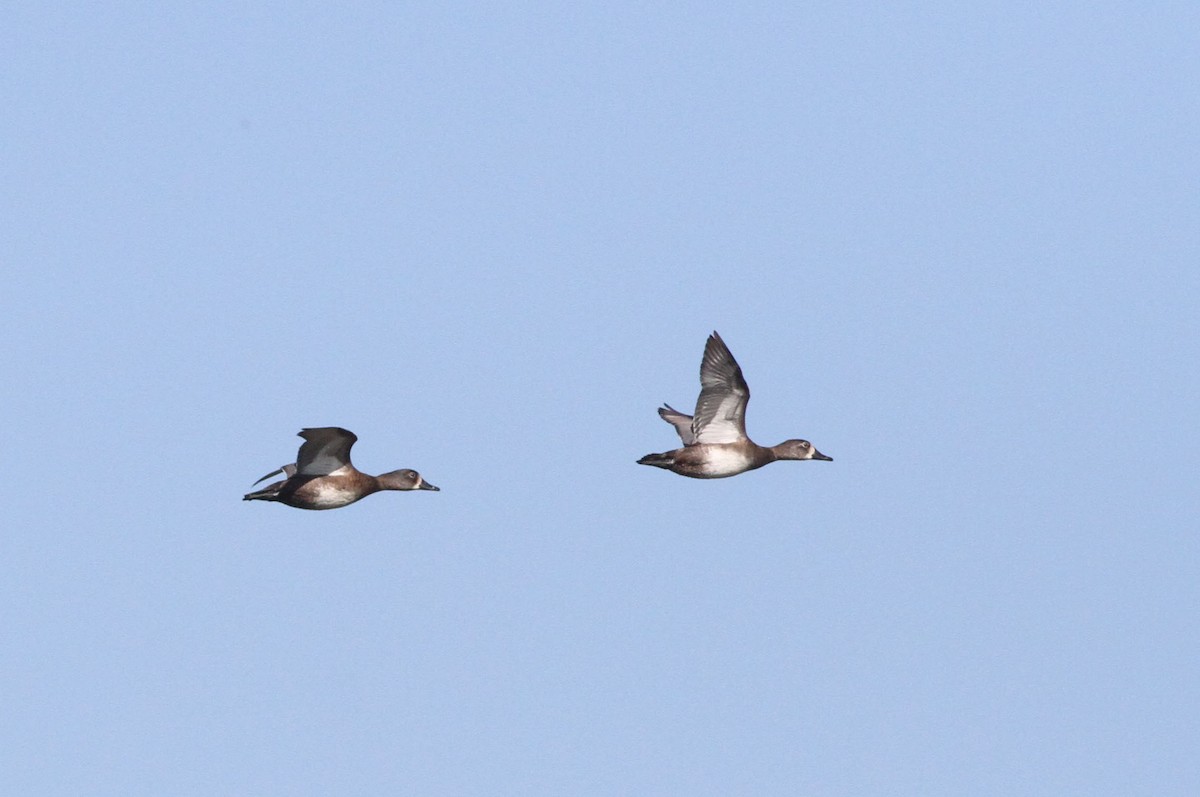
xmin=638 ymin=332 xmax=831 ymax=479
xmin=244 ymin=428 xmax=438 ymax=511
xmin=245 ymin=467 xmax=383 ymax=510
xmin=638 ymin=441 xmax=765 ymax=479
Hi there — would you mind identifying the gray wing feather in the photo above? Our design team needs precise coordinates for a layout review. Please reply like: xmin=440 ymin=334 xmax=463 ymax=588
xmin=295 ymin=427 xmax=358 ymax=476
xmin=253 ymin=462 xmax=297 ymax=485
xmin=657 ymin=403 xmax=696 ymax=445
xmin=691 ymin=332 xmax=750 ymax=445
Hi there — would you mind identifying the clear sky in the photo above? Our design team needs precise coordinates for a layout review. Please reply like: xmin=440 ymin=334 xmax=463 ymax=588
xmin=3 ymin=2 xmax=1198 ymax=794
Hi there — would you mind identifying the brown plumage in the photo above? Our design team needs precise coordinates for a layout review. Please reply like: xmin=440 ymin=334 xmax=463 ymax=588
xmin=638 ymin=332 xmax=832 ymax=478
xmin=244 ymin=427 xmax=438 ymax=510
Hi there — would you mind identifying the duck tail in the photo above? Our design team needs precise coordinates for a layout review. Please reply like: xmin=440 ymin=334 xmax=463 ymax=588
xmin=637 ymin=452 xmax=675 ymax=469
xmin=243 ymin=487 xmax=280 ymax=502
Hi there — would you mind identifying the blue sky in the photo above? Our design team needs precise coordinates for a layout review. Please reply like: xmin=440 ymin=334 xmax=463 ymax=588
xmin=3 ymin=2 xmax=1198 ymax=794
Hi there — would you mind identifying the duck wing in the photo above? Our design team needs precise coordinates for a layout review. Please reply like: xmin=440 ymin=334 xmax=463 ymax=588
xmin=657 ymin=403 xmax=697 ymax=445
xmin=691 ymin=331 xmax=750 ymax=445
xmin=253 ymin=463 xmax=297 ymax=485
xmin=294 ymin=427 xmax=358 ymax=476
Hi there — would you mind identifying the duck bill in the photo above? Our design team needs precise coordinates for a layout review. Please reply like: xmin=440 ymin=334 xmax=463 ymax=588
xmin=813 ymin=451 xmax=833 ymax=461
xmin=418 ymin=479 xmax=440 ymax=491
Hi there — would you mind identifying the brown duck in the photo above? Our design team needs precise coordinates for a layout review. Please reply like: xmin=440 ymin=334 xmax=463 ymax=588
xmin=244 ymin=427 xmax=438 ymax=509
xmin=638 ymin=332 xmax=832 ymax=478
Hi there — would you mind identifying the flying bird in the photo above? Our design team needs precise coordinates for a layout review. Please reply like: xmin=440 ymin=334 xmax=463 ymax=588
xmin=244 ymin=427 xmax=438 ymax=510
xmin=638 ymin=332 xmax=832 ymax=478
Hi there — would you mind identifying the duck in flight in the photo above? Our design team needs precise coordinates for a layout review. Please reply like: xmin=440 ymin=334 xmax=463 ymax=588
xmin=638 ymin=332 xmax=832 ymax=478
xmin=244 ymin=427 xmax=439 ymax=510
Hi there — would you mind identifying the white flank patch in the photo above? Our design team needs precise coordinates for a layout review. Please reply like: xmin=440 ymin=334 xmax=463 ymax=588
xmin=702 ymin=446 xmax=753 ymax=477
xmin=311 ymin=483 xmax=360 ymax=509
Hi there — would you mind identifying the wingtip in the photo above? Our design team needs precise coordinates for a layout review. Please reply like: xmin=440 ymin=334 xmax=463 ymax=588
xmin=705 ymin=331 xmax=729 ymax=352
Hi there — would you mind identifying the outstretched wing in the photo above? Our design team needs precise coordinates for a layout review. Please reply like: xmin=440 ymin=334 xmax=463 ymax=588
xmin=253 ymin=463 xmax=297 ymax=485
xmin=657 ymin=403 xmax=697 ymax=445
xmin=295 ymin=427 xmax=357 ymax=476
xmin=691 ymin=332 xmax=750 ymax=445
